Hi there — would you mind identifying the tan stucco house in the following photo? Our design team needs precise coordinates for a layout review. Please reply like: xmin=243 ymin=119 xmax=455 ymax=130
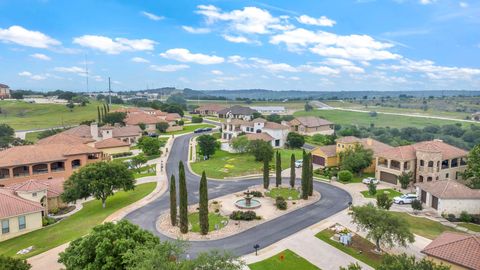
xmin=285 ymin=116 xmax=334 ymax=135
xmin=194 ymin=104 xmax=227 ymax=116
xmin=0 ymin=83 xmax=11 ymax=99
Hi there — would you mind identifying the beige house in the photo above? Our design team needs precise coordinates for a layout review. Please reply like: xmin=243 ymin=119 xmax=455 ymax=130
xmin=0 ymin=188 xmax=44 ymax=242
xmin=218 ymin=105 xmax=258 ymax=121
xmin=375 ymin=139 xmax=468 ymax=185
xmin=0 ymin=83 xmax=11 ymax=99
xmin=57 ymin=123 xmax=142 ymax=145
xmin=94 ymin=138 xmax=130 ymax=155
xmin=194 ymin=104 xmax=227 ymax=116
xmin=284 ymin=116 xmax=334 ymax=135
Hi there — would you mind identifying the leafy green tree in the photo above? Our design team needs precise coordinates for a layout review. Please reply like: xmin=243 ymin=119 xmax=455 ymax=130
xmin=290 ymin=153 xmax=296 ymax=188
xmin=191 ymin=116 xmax=203 ymax=123
xmin=247 ymin=139 xmax=274 ymax=162
xmin=275 ymin=151 xmax=282 ymax=187
xmin=397 ymin=171 xmax=413 ymax=189
xmin=66 ymin=101 xmax=75 ymax=111
xmin=304 ymin=102 xmax=313 ymax=111
xmin=103 ymin=112 xmax=127 ymax=125
xmin=350 ymin=203 xmax=414 ymax=252
xmin=169 ymin=175 xmax=177 ymax=226
xmin=263 ymin=158 xmax=270 ymax=189
xmin=339 ymin=144 xmax=373 ymax=175
xmin=378 ymin=253 xmax=451 ymax=270
xmin=231 ymin=136 xmax=249 ymax=153
xmin=156 ymin=122 xmax=170 ymax=133
xmin=376 ymin=193 xmax=393 ymax=210
xmin=197 ymin=134 xmax=217 ymax=159
xmin=178 ymin=161 xmax=188 ymax=234
xmin=339 ymin=263 xmax=363 ymax=270
xmin=411 ymin=199 xmax=423 ymax=214
xmin=187 ymin=250 xmax=245 ymax=270
xmin=368 ymin=181 xmax=377 ymax=196
xmin=58 ymin=220 xmax=159 ymax=270
xmin=138 ymin=136 xmax=161 ymax=156
xmin=286 ymin=132 xmax=305 ymax=148
xmin=0 ymin=123 xmax=15 ymax=148
xmin=138 ymin=122 xmax=146 ymax=131
xmin=463 ymin=144 xmax=480 ymax=189
xmin=130 ymin=153 xmax=148 ymax=171
xmin=0 ymin=255 xmax=31 ymax=270
xmin=338 ymin=170 xmax=353 ymax=182
xmin=199 ymin=171 xmax=209 ymax=235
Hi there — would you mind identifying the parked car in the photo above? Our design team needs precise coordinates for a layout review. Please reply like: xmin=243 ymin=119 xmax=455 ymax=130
xmin=194 ymin=128 xmax=204 ymax=133
xmin=393 ymin=194 xmax=418 ymax=204
xmin=362 ymin=177 xmax=379 ymax=185
xmin=202 ymin=127 xmax=213 ymax=132
xmin=295 ymin=160 xmax=303 ymax=168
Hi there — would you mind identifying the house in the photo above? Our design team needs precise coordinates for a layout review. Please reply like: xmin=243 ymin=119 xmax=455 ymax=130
xmin=311 ymin=136 xmax=392 ymax=172
xmin=415 ymin=180 xmax=480 ymax=215
xmin=94 ymin=138 xmax=130 ymax=155
xmin=7 ymin=178 xmax=66 ymax=212
xmin=284 ymin=116 xmax=334 ymax=135
xmin=218 ymin=105 xmax=258 ymax=121
xmin=422 ymin=232 xmax=480 ymax=270
xmin=221 ymin=118 xmax=290 ymax=149
xmin=59 ymin=123 xmax=142 ymax=145
xmin=0 ymin=143 xmax=102 ymax=186
xmin=0 ymin=188 xmax=44 ymax=242
xmin=0 ymin=84 xmax=11 ymax=99
xmin=123 ymin=109 xmax=182 ymax=132
xmin=249 ymin=106 xmax=286 ymax=115
xmin=374 ymin=139 xmax=468 ymax=185
xmin=194 ymin=104 xmax=227 ymax=116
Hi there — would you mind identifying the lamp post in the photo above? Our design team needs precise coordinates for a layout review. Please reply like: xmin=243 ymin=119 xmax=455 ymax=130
xmin=254 ymin=244 xmax=260 ymax=256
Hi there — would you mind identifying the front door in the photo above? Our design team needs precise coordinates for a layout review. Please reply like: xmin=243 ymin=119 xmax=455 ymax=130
xmin=421 ymin=190 xmax=426 ymax=203
xmin=431 ymin=196 xmax=439 ymax=209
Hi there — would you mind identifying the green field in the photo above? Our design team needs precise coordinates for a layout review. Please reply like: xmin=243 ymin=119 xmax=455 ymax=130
xmin=191 ymin=148 xmax=304 ymax=179
xmin=0 ymin=100 xmax=120 ymax=130
xmin=361 ymin=189 xmax=403 ymax=199
xmin=188 ymin=212 xmax=228 ymax=233
xmin=266 ymin=187 xmax=300 ymax=200
xmin=389 ymin=212 xmax=459 ymax=240
xmin=457 ymin=222 xmax=480 ymax=232
xmin=248 ymin=249 xmax=320 ymax=270
xmin=0 ymin=182 xmax=156 ymax=259
xmin=294 ymin=109 xmax=473 ymax=129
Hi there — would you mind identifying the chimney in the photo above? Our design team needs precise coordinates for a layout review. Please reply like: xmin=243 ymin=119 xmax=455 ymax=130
xmin=90 ymin=122 xmax=99 ymax=140
xmin=366 ymin=138 xmax=373 ymax=146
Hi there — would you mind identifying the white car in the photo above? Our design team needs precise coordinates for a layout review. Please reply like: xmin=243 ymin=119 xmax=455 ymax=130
xmin=393 ymin=194 xmax=418 ymax=204
xmin=295 ymin=160 xmax=303 ymax=168
xmin=362 ymin=177 xmax=379 ymax=185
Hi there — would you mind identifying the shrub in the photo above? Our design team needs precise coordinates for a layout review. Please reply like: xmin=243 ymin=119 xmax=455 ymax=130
xmin=42 ymin=216 xmax=56 ymax=226
xmin=447 ymin=213 xmax=456 ymax=222
xmin=368 ymin=181 xmax=377 ymax=196
xmin=192 ymin=116 xmax=203 ymax=123
xmin=275 ymin=196 xmax=287 ymax=210
xmin=460 ymin=211 xmax=473 ymax=223
xmin=411 ymin=199 xmax=423 ymax=214
xmin=376 ymin=193 xmax=393 ymax=210
xmin=338 ymin=170 xmax=353 ymax=182
xmin=111 ymin=152 xmax=133 ymax=158
xmin=177 ymin=120 xmax=184 ymax=126
xmin=229 ymin=211 xmax=257 ymax=221
xmin=250 ymin=191 xmax=263 ymax=197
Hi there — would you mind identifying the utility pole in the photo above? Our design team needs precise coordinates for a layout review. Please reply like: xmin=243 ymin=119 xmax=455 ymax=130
xmin=85 ymin=54 xmax=89 ymax=93
xmin=108 ymin=77 xmax=112 ymax=105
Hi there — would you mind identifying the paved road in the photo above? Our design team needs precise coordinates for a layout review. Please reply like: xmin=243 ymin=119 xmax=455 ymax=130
xmin=125 ymin=130 xmax=351 ymax=257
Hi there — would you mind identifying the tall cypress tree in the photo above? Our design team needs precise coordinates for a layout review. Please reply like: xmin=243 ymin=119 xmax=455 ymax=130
xmin=275 ymin=151 xmax=282 ymax=187
xmin=263 ymin=159 xmax=270 ymax=189
xmin=301 ymin=151 xmax=309 ymax=199
xmin=199 ymin=171 xmax=209 ymax=235
xmin=169 ymin=175 xmax=177 ymax=226
xmin=290 ymin=153 xmax=296 ymax=188
xmin=103 ymin=104 xmax=107 ymax=121
xmin=178 ymin=161 xmax=188 ymax=234
xmin=106 ymin=103 xmax=110 ymax=112
xmin=97 ymin=106 xmax=101 ymax=123
xmin=308 ymin=152 xmax=314 ymax=196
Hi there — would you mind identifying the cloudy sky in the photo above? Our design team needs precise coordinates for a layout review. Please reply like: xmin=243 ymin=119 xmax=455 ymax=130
xmin=0 ymin=0 xmax=479 ymax=92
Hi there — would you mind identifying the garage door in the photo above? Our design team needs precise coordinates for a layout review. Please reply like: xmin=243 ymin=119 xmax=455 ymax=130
xmin=432 ymin=196 xmax=439 ymax=210
xmin=380 ymin=172 xmax=398 ymax=185
xmin=312 ymin=155 xmax=325 ymax=166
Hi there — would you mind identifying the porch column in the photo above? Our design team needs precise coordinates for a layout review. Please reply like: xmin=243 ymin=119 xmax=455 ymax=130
xmin=28 ymin=165 xmax=33 ymax=176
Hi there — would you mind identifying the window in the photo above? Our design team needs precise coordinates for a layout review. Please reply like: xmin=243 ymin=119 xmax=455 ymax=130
xmin=1 ymin=220 xmax=9 ymax=234
xmin=420 ymin=160 xmax=424 ymax=166
xmin=446 ymin=173 xmax=449 ymax=179
xmin=18 ymin=216 xmax=26 ymax=230
xmin=32 ymin=192 xmax=37 ymax=197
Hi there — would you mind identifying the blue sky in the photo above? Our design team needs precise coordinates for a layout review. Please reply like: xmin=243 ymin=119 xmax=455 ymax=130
xmin=0 ymin=0 xmax=479 ymax=92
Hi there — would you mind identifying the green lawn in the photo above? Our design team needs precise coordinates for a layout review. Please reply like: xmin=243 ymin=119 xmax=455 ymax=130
xmin=133 ymin=164 xmax=156 ymax=179
xmin=0 ymin=100 xmax=120 ymax=130
xmin=191 ymin=148 xmax=304 ymax=179
xmin=266 ymin=187 xmax=300 ymax=200
xmin=294 ymin=109 xmax=472 ymax=129
xmin=25 ymin=131 xmax=43 ymax=142
xmin=248 ymin=249 xmax=320 ymax=270
xmin=389 ymin=212 xmax=459 ymax=240
xmin=316 ymin=229 xmax=383 ymax=268
xmin=457 ymin=222 xmax=480 ymax=232
xmin=361 ymin=189 xmax=403 ymax=199
xmin=188 ymin=212 xmax=228 ymax=233
xmin=0 ymin=182 xmax=156 ymax=259
xmin=165 ymin=123 xmax=215 ymax=135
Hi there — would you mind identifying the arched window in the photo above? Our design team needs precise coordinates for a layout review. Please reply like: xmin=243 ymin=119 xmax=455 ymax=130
xmin=256 ymin=129 xmax=261 ymax=133
xmin=71 ymin=159 xmax=81 ymax=169
xmin=50 ymin=162 xmax=65 ymax=172
xmin=0 ymin=168 xmax=9 ymax=179
xmin=427 ymin=176 xmax=433 ymax=182
xmin=13 ymin=166 xmax=29 ymax=177
xmin=428 ymin=161 xmax=434 ymax=167
xmin=420 ymin=160 xmax=424 ymax=166
xmin=32 ymin=164 xmax=48 ymax=175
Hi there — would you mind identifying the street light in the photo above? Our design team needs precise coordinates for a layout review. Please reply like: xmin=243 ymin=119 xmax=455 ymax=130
xmin=254 ymin=244 xmax=260 ymax=256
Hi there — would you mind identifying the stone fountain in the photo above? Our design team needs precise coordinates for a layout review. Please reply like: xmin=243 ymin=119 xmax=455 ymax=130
xmin=234 ymin=189 xmax=262 ymax=209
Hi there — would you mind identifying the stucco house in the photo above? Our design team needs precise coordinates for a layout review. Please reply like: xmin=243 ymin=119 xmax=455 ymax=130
xmin=422 ymin=232 xmax=480 ymax=270
xmin=59 ymin=123 xmax=142 ymax=145
xmin=415 ymin=180 xmax=480 ymax=215
xmin=218 ymin=105 xmax=258 ymax=121
xmin=374 ymin=139 xmax=468 ymax=185
xmin=311 ymin=136 xmax=392 ymax=172
xmin=0 ymin=83 xmax=11 ymax=99
xmin=284 ymin=116 xmax=334 ymax=135
xmin=94 ymin=138 xmax=130 ymax=155
xmin=194 ymin=104 xmax=227 ymax=116
xmin=221 ymin=118 xmax=290 ymax=150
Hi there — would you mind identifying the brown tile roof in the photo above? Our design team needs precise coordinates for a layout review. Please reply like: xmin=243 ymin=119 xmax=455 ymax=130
xmin=7 ymin=178 xmax=65 ymax=198
xmin=375 ymin=145 xmax=417 ymax=160
xmin=415 ymin=180 xmax=480 ymax=199
xmin=62 ymin=125 xmax=92 ymax=138
xmin=94 ymin=138 xmax=130 ymax=149
xmin=228 ymin=119 xmax=249 ymax=126
xmin=264 ymin=122 xmax=289 ymax=130
xmin=0 ymin=189 xmax=44 ymax=219
xmin=245 ymin=133 xmax=274 ymax=142
xmin=336 ymin=136 xmax=362 ymax=144
xmin=125 ymin=113 xmax=166 ymax=125
xmin=37 ymin=133 xmax=95 ymax=145
xmin=40 ymin=178 xmax=65 ymax=198
xmin=317 ymin=145 xmax=337 ymax=157
xmin=376 ymin=140 xmax=468 ymax=160
xmin=422 ymin=232 xmax=480 ymax=270
xmin=165 ymin=113 xmax=181 ymax=122
xmin=0 ymin=144 xmax=101 ymax=167
xmin=336 ymin=136 xmax=393 ymax=154
xmin=292 ymin=116 xmax=332 ymax=127
xmin=252 ymin=118 xmax=267 ymax=123
xmin=9 ymin=180 xmax=48 ymax=193
xmin=195 ymin=104 xmax=227 ymax=113
xmin=111 ymin=126 xmax=141 ymax=138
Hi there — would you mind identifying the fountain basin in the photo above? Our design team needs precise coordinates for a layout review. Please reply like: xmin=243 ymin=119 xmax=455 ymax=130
xmin=235 ymin=198 xmax=262 ymax=209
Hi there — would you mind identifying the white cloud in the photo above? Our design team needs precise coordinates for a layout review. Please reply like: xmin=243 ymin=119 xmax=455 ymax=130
xmin=419 ymin=0 xmax=437 ymax=4
xmin=296 ymin=15 xmax=336 ymax=27
xmin=150 ymin=64 xmax=190 ymax=72
xmin=211 ymin=70 xmax=223 ymax=75
xmin=73 ymin=35 xmax=155 ymax=54
xmin=182 ymin=26 xmax=211 ymax=34
xmin=160 ymin=48 xmax=224 ymax=65
xmin=131 ymin=57 xmax=149 ymax=63
xmin=18 ymin=71 xmax=46 ymax=80
xmin=222 ymin=35 xmax=255 ymax=44
xmin=141 ymin=11 xmax=164 ymax=21
xmin=301 ymin=65 xmax=340 ymax=75
xmin=30 ymin=53 xmax=51 ymax=61
xmin=18 ymin=71 xmax=32 ymax=77
xmin=321 ymin=58 xmax=354 ymax=66
xmin=459 ymin=2 xmax=468 ymax=8
xmin=54 ymin=66 xmax=86 ymax=76
xmin=0 ymin=25 xmax=60 ymax=48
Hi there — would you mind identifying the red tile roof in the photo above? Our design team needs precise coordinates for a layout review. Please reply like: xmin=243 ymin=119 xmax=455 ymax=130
xmin=422 ymin=232 xmax=480 ymax=270
xmin=125 ymin=112 xmax=166 ymax=125
xmin=195 ymin=104 xmax=227 ymax=113
xmin=376 ymin=140 xmax=468 ymax=160
xmin=0 ymin=189 xmax=44 ymax=219
xmin=292 ymin=116 xmax=332 ymax=127
xmin=245 ymin=133 xmax=274 ymax=142
xmin=37 ymin=133 xmax=95 ymax=145
xmin=317 ymin=145 xmax=337 ymax=157
xmin=94 ymin=138 xmax=130 ymax=149
xmin=416 ymin=180 xmax=480 ymax=199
